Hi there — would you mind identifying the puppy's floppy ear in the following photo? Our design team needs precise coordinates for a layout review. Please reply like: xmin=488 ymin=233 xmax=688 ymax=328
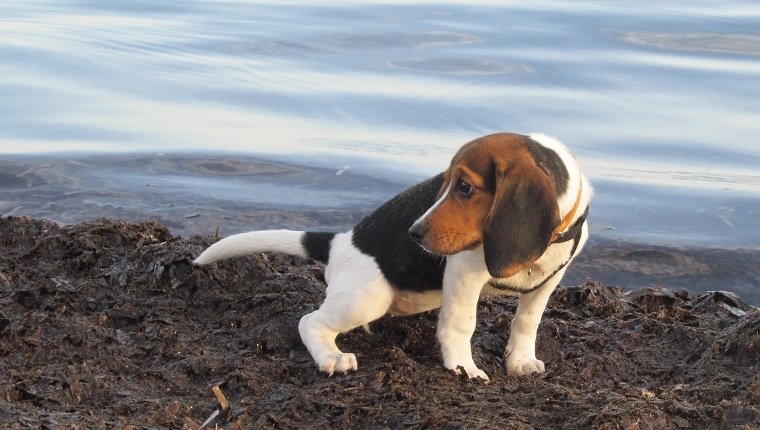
xmin=484 ymin=161 xmax=561 ymax=278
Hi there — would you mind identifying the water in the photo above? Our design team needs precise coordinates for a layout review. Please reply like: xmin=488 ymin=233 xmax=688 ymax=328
xmin=1 ymin=1 xmax=759 ymax=299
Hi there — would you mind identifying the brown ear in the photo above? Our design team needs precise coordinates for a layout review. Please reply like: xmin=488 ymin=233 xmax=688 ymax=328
xmin=484 ymin=162 xmax=560 ymax=278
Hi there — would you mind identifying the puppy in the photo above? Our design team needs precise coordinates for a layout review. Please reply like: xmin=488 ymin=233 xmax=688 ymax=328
xmin=194 ymin=132 xmax=591 ymax=380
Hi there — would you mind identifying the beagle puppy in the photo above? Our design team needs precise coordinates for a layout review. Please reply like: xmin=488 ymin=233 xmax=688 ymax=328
xmin=194 ymin=132 xmax=591 ymax=380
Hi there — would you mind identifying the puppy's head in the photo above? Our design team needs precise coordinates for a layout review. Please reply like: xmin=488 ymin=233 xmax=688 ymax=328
xmin=409 ymin=133 xmax=563 ymax=278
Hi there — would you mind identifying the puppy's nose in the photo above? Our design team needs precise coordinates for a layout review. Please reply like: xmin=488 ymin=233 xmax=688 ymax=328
xmin=409 ymin=222 xmax=427 ymax=243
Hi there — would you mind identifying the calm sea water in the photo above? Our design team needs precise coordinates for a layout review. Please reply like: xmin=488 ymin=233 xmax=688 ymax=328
xmin=1 ymin=0 xmax=760 ymax=250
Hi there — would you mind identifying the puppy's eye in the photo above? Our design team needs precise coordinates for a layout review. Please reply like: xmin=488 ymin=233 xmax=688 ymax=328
xmin=456 ymin=179 xmax=474 ymax=198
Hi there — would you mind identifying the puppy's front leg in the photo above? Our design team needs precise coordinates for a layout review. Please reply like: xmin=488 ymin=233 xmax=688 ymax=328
xmin=505 ymin=271 xmax=564 ymax=376
xmin=437 ymin=250 xmax=491 ymax=381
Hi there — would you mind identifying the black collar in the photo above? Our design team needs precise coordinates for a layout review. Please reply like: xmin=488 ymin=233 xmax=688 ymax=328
xmin=552 ymin=206 xmax=589 ymax=244
xmin=488 ymin=206 xmax=589 ymax=294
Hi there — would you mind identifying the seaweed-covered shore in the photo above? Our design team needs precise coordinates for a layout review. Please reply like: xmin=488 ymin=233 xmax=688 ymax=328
xmin=1 ymin=216 xmax=759 ymax=429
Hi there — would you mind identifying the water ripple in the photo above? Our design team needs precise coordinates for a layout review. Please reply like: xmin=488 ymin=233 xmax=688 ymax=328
xmin=621 ymin=31 xmax=760 ymax=56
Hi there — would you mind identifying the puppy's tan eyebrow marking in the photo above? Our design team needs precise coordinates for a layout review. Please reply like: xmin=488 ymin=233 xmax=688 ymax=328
xmin=453 ymin=165 xmax=486 ymax=190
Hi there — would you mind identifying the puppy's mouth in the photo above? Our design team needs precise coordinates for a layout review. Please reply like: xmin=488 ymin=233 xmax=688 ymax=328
xmin=463 ymin=240 xmax=482 ymax=251
xmin=408 ymin=222 xmax=482 ymax=255
xmin=418 ymin=239 xmax=482 ymax=256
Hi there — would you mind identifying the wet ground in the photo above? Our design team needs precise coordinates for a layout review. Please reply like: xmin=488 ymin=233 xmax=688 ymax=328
xmin=1 ymin=216 xmax=759 ymax=429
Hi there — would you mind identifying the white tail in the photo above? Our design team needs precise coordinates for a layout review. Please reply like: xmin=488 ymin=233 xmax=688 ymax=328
xmin=193 ymin=230 xmax=307 ymax=265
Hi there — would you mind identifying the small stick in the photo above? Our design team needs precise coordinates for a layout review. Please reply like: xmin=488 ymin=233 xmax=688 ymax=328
xmin=198 ymin=409 xmax=220 ymax=429
xmin=211 ymin=385 xmax=230 ymax=412
xmin=182 ymin=417 xmax=201 ymax=430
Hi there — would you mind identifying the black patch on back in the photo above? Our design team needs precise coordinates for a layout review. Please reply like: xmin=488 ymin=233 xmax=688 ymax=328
xmin=352 ymin=174 xmax=447 ymax=292
xmin=302 ymin=232 xmax=336 ymax=264
xmin=524 ymin=136 xmax=570 ymax=197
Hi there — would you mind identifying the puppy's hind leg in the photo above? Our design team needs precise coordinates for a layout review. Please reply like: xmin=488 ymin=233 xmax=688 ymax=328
xmin=299 ymin=274 xmax=394 ymax=376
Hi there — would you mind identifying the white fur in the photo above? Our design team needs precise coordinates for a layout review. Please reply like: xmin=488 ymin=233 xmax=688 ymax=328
xmin=410 ymin=181 xmax=451 ymax=235
xmin=437 ymin=249 xmax=491 ymax=380
xmin=194 ymin=230 xmax=307 ymax=265
xmin=194 ymin=134 xmax=591 ymax=380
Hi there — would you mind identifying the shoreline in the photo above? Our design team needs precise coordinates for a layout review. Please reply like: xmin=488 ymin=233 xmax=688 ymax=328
xmin=2 ymin=153 xmax=759 ymax=304
xmin=3 ymin=212 xmax=759 ymax=305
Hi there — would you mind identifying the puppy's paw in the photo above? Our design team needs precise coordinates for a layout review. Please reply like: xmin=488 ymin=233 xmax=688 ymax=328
xmin=505 ymin=354 xmax=545 ymax=376
xmin=317 ymin=352 xmax=358 ymax=376
xmin=447 ymin=363 xmax=490 ymax=382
